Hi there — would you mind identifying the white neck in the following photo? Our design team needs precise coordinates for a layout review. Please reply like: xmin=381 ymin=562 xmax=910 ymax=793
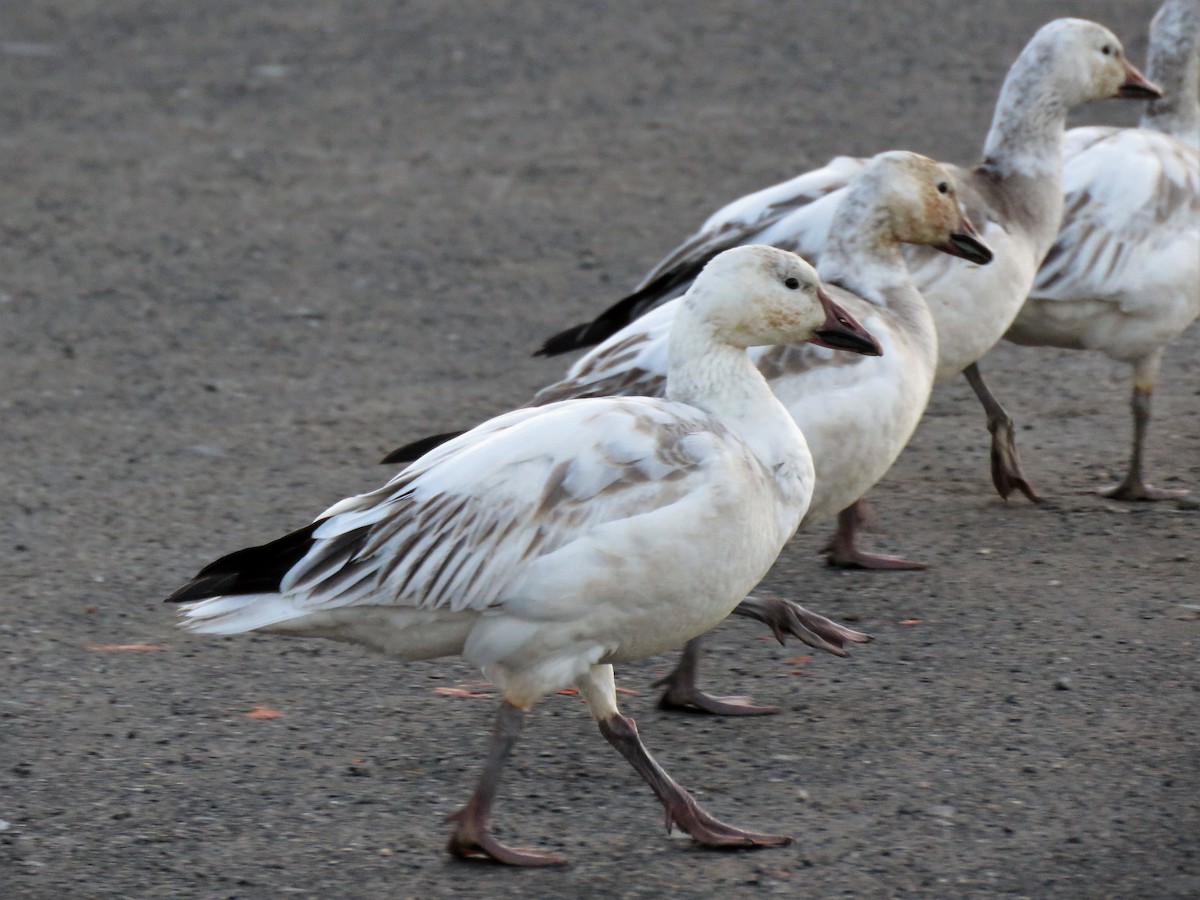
xmin=980 ymin=48 xmax=1070 ymax=179
xmin=821 ymin=193 xmax=911 ymax=299
xmin=1141 ymin=0 xmax=1200 ymax=147
xmin=666 ymin=298 xmax=808 ymax=473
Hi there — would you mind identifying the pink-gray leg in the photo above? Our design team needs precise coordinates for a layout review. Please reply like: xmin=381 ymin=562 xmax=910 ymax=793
xmin=446 ymin=701 xmax=568 ymax=866
xmin=964 ymin=362 xmax=1041 ymax=503
xmin=597 ymin=711 xmax=792 ymax=848
xmin=1101 ymin=383 xmax=1187 ymax=501
xmin=822 ymin=501 xmax=926 ymax=570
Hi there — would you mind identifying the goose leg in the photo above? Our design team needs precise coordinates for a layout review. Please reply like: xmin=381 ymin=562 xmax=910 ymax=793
xmin=569 ymin=661 xmax=791 ymax=849
xmin=1100 ymin=383 xmax=1187 ymax=501
xmin=963 ymin=363 xmax=1041 ymax=503
xmin=598 ymin=712 xmax=791 ymax=847
xmin=655 ymin=637 xmax=779 ymax=716
xmin=821 ymin=501 xmax=925 ymax=570
xmin=446 ymin=700 xmax=568 ymax=866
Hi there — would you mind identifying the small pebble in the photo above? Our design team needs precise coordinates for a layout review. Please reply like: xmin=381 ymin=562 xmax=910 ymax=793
xmin=1055 ymin=676 xmax=1071 ymax=691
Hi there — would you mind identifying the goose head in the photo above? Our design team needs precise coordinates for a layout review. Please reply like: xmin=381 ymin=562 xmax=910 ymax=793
xmin=1025 ymin=18 xmax=1162 ymax=106
xmin=688 ymin=245 xmax=882 ymax=355
xmin=853 ymin=151 xmax=994 ymax=266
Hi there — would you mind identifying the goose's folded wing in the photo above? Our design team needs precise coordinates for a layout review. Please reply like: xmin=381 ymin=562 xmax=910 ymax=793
xmin=1033 ymin=130 xmax=1200 ymax=311
xmin=273 ymin=400 xmax=740 ymax=615
xmin=535 ymin=156 xmax=866 ymax=356
xmin=1060 ymin=125 xmax=1120 ymax=160
xmin=637 ymin=155 xmax=869 ymax=292
xmin=533 ymin=303 xmax=677 ymax=405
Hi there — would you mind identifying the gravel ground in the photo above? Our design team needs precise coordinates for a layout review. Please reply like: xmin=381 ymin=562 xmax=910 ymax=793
xmin=2 ymin=1 xmax=1197 ymax=897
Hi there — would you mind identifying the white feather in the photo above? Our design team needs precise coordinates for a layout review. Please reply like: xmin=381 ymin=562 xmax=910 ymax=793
xmin=176 ymin=245 xmax=840 ymax=708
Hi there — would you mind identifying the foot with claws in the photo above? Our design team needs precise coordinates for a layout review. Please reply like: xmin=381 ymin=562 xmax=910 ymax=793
xmin=964 ymin=363 xmax=1041 ymax=503
xmin=821 ymin=501 xmax=926 ymax=570
xmin=445 ymin=702 xmax=569 ymax=866
xmin=655 ymin=590 xmax=871 ymax=716
xmin=598 ymin=711 xmax=792 ymax=848
xmin=1099 ymin=385 xmax=1189 ymax=502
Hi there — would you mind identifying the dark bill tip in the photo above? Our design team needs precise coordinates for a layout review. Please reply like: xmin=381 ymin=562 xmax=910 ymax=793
xmin=1117 ymin=61 xmax=1163 ymax=100
xmin=945 ymin=231 xmax=994 ymax=266
xmin=810 ymin=288 xmax=883 ymax=357
xmin=1117 ymin=82 xmax=1164 ymax=100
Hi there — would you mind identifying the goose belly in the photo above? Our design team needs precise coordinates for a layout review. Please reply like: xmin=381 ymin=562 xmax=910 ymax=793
xmin=497 ymin=484 xmax=798 ymax=667
xmin=919 ymin=233 xmax=1039 ymax=381
xmin=770 ymin=354 xmax=933 ymax=527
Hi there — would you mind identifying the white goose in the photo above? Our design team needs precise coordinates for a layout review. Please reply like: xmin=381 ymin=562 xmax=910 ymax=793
xmin=534 ymin=153 xmax=991 ymax=564
xmin=524 ymin=152 xmax=993 ymax=714
xmin=537 ymin=18 xmax=1161 ymax=507
xmin=167 ymin=245 xmax=882 ymax=866
xmin=1007 ymin=0 xmax=1200 ymax=500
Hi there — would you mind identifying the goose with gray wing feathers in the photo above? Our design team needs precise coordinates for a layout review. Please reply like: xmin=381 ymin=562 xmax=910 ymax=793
xmin=381 ymin=151 xmax=991 ymax=714
xmin=1007 ymin=0 xmax=1199 ymax=500
xmin=526 ymin=151 xmax=992 ymax=712
xmin=168 ymin=245 xmax=881 ymax=866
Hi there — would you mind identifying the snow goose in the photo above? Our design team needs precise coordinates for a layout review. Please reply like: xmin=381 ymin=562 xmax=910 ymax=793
xmin=166 ymin=245 xmax=882 ymax=866
xmin=1006 ymin=0 xmax=1199 ymax=500
xmin=382 ymin=151 xmax=992 ymax=714
xmin=536 ymin=18 xmax=1161 ymax=505
xmin=532 ymin=152 xmax=992 ymax=566
xmin=536 ymin=152 xmax=991 ymax=712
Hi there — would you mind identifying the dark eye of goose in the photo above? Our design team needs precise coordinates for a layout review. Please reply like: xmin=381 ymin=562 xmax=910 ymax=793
xmin=937 ymin=181 xmax=950 ymax=195
xmin=1101 ymin=44 xmax=1113 ymax=56
xmin=784 ymin=276 xmax=800 ymax=290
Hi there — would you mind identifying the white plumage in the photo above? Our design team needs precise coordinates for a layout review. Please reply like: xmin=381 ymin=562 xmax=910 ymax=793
xmin=182 ymin=399 xmax=803 ymax=671
xmin=519 ymin=151 xmax=991 ymax=713
xmin=169 ymin=244 xmax=881 ymax=865
xmin=535 ymin=152 xmax=988 ymax=565
xmin=538 ymin=18 xmax=1162 ymax=503
xmin=1007 ymin=0 xmax=1200 ymax=499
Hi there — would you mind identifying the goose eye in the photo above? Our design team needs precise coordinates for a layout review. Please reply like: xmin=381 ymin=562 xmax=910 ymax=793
xmin=1101 ymin=44 xmax=1113 ymax=56
xmin=784 ymin=276 xmax=800 ymax=290
xmin=936 ymin=181 xmax=950 ymax=195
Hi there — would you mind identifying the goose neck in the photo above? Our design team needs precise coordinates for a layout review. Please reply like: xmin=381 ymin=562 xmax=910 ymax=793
xmin=666 ymin=309 xmax=805 ymax=469
xmin=822 ymin=203 xmax=909 ymax=298
xmin=1141 ymin=5 xmax=1200 ymax=145
xmin=980 ymin=65 xmax=1069 ymax=180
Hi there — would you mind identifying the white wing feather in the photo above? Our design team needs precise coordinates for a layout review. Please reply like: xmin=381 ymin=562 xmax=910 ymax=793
xmin=1013 ymin=128 xmax=1200 ymax=359
xmin=275 ymin=398 xmax=748 ymax=616
xmin=636 ymin=156 xmax=867 ymax=289
xmin=1033 ymin=130 xmax=1199 ymax=308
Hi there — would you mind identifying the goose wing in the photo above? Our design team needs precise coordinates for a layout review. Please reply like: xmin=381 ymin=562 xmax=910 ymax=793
xmin=535 ymin=156 xmax=867 ymax=356
xmin=176 ymin=399 xmax=747 ymax=621
xmin=1032 ymin=129 xmax=1200 ymax=313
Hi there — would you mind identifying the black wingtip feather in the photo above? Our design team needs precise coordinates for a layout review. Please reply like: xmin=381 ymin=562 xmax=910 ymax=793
xmin=379 ymin=430 xmax=466 ymax=465
xmin=165 ymin=521 xmax=321 ymax=603
xmin=533 ymin=321 xmax=607 ymax=358
xmin=532 ymin=262 xmax=707 ymax=357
